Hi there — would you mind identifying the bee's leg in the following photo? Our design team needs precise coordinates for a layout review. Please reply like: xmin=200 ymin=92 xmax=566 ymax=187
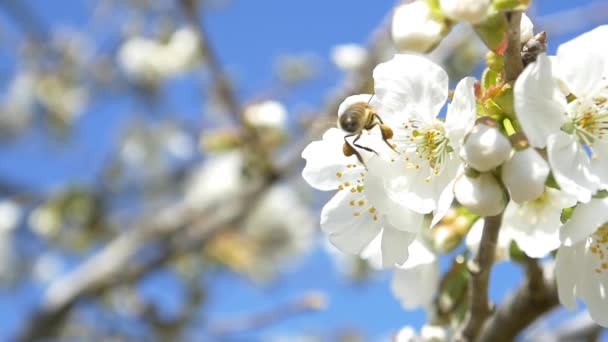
xmin=368 ymin=121 xmax=398 ymax=153
xmin=379 ymin=124 xmax=398 ymax=153
xmin=352 ymin=133 xmax=379 ymax=156
xmin=343 ymin=135 xmax=365 ymax=165
xmin=371 ymin=113 xmax=384 ymax=124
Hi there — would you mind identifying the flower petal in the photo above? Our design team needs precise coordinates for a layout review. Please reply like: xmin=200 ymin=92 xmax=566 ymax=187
xmin=320 ymin=190 xmax=382 ymax=254
xmin=591 ymin=141 xmax=608 ymax=190
xmin=561 ymin=197 xmax=608 ymax=246
xmin=373 ymin=54 xmax=448 ymax=124
xmin=302 ymin=128 xmax=364 ymax=191
xmin=514 ymin=54 xmax=568 ymax=148
xmin=390 ymin=240 xmax=439 ymax=310
xmin=502 ymin=188 xmax=575 ymax=258
xmin=556 ymin=25 xmax=608 ymax=98
xmin=365 ymin=158 xmax=425 ymax=232
xmin=555 ymin=244 xmax=581 ymax=310
xmin=445 ymin=77 xmax=477 ymax=149
xmin=547 ymin=131 xmax=599 ymax=203
xmin=381 ymin=225 xmax=416 ymax=268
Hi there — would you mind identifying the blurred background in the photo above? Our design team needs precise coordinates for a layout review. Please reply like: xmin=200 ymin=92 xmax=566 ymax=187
xmin=0 ymin=0 xmax=606 ymax=341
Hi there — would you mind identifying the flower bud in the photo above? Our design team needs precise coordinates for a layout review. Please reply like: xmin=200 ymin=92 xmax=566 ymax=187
xmin=461 ymin=120 xmax=511 ymax=172
xmin=501 ymin=147 xmax=549 ymax=204
xmin=454 ymin=172 xmax=507 ymax=216
xmin=439 ymin=0 xmax=491 ymax=24
xmin=391 ymin=1 xmax=447 ymax=52
xmin=520 ymin=13 xmax=534 ymax=43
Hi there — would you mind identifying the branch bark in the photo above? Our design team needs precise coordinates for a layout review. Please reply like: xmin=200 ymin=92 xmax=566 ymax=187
xmin=455 ymin=214 xmax=503 ymax=342
xmin=477 ymin=261 xmax=559 ymax=342
xmin=504 ymin=11 xmax=524 ymax=82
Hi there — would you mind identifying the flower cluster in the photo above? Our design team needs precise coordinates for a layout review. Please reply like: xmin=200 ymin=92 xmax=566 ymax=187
xmin=302 ymin=24 xmax=608 ymax=327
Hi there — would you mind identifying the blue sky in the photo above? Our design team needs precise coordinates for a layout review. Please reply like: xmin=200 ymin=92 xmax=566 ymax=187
xmin=0 ymin=0 xmax=606 ymax=340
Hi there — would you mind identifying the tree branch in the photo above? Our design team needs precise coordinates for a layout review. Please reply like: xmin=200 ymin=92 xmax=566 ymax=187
xmin=477 ymin=261 xmax=559 ymax=342
xmin=456 ymin=214 xmax=503 ymax=342
xmin=504 ymin=11 xmax=524 ymax=82
xmin=208 ymin=291 xmax=327 ymax=335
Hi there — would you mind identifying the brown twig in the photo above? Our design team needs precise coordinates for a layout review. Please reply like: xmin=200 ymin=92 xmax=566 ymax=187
xmin=477 ymin=261 xmax=559 ymax=342
xmin=504 ymin=11 xmax=524 ymax=82
xmin=456 ymin=214 xmax=503 ymax=342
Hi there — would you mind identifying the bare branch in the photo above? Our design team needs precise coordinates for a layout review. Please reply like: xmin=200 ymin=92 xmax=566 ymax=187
xmin=456 ymin=214 xmax=503 ymax=342
xmin=208 ymin=291 xmax=327 ymax=335
xmin=504 ymin=11 xmax=524 ymax=82
xmin=477 ymin=262 xmax=559 ymax=342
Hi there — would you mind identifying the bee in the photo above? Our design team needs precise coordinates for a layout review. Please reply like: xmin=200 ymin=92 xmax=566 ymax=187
xmin=338 ymin=99 xmax=396 ymax=165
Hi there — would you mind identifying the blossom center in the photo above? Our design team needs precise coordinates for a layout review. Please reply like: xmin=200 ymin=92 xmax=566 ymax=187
xmin=400 ymin=119 xmax=451 ymax=181
xmin=334 ymin=167 xmax=379 ymax=221
xmin=589 ymin=224 xmax=608 ymax=274
xmin=563 ymin=96 xmax=608 ymax=156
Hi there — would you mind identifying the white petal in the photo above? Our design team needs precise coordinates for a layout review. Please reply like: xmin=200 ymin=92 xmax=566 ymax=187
xmin=591 ymin=141 xmax=608 ymax=189
xmin=320 ymin=190 xmax=382 ymax=254
xmin=556 ymin=25 xmax=608 ymax=98
xmin=432 ymin=178 xmax=455 ymax=227
xmin=365 ymin=158 xmax=425 ymax=232
xmin=373 ymin=54 xmax=448 ymax=124
xmin=392 ymin=1 xmax=446 ymax=53
xmin=520 ymin=13 xmax=534 ymax=43
xmin=439 ymin=0 xmax=491 ymax=24
xmin=547 ymin=131 xmax=599 ymax=203
xmin=514 ymin=54 xmax=568 ymax=148
xmin=445 ymin=77 xmax=477 ymax=149
xmin=561 ymin=198 xmax=608 ymax=246
xmin=555 ymin=244 xmax=581 ymax=310
xmin=301 ymin=128 xmax=364 ymax=191
xmin=501 ymin=148 xmax=550 ymax=204
xmin=381 ymin=225 xmax=417 ymax=268
xmin=578 ymin=260 xmax=608 ymax=327
xmin=391 ymin=240 xmax=439 ymax=310
xmin=503 ymin=188 xmax=575 ymax=258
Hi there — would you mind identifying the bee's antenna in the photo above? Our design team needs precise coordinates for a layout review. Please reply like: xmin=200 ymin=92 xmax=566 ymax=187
xmin=367 ymin=94 xmax=375 ymax=104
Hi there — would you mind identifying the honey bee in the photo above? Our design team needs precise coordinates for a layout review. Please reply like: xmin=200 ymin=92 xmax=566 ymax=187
xmin=338 ymin=99 xmax=396 ymax=165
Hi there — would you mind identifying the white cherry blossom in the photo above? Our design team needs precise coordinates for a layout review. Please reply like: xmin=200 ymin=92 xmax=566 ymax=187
xmin=514 ymin=26 xmax=608 ymax=202
xmin=501 ymin=188 xmax=576 ymax=258
xmin=302 ymin=119 xmax=423 ymax=267
xmin=330 ymin=43 xmax=368 ymax=72
xmin=392 ymin=1 xmax=448 ymax=52
xmin=556 ymin=197 xmax=608 ymax=327
xmin=368 ymin=55 xmax=476 ymax=222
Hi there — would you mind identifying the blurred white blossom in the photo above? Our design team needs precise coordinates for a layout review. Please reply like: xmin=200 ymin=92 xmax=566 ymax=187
xmin=330 ymin=43 xmax=368 ymax=72
xmin=118 ymin=27 xmax=200 ymax=83
xmin=392 ymin=1 xmax=447 ymax=52
xmin=439 ymin=0 xmax=491 ymax=24
xmin=243 ymin=100 xmax=288 ymax=129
